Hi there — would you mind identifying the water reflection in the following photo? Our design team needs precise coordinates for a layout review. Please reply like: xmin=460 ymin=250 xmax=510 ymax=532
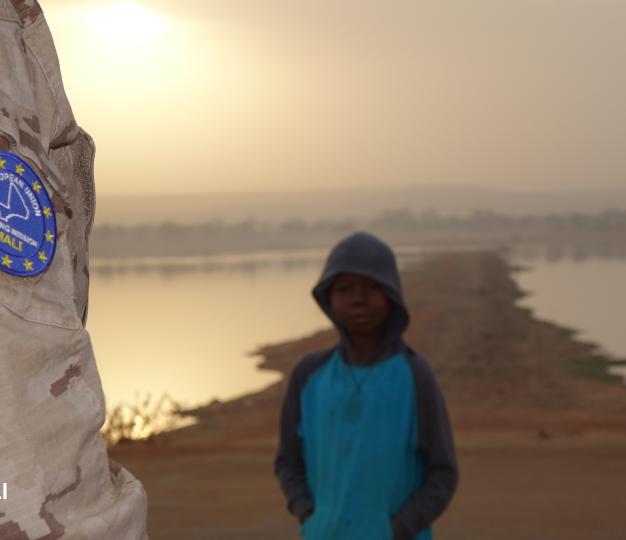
xmin=91 ymin=249 xmax=330 ymax=276
xmin=88 ymin=245 xmax=626 ymax=424
xmin=90 ymin=245 xmax=428 ymax=277
xmin=89 ymin=247 xmax=429 ymax=409
xmin=510 ymin=255 xmax=626 ymax=360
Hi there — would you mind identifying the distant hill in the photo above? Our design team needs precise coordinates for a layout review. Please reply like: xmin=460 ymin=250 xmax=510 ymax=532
xmin=95 ymin=185 xmax=626 ymax=226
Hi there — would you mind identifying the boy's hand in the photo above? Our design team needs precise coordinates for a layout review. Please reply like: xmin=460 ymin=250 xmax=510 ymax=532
xmin=391 ymin=515 xmax=413 ymax=540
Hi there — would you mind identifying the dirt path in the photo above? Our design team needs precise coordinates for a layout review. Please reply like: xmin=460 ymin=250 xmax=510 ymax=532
xmin=113 ymin=429 xmax=626 ymax=540
xmin=111 ymin=251 xmax=626 ymax=539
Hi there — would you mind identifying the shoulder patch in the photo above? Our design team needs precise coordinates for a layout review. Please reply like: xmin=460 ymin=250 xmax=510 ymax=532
xmin=0 ymin=152 xmax=56 ymax=277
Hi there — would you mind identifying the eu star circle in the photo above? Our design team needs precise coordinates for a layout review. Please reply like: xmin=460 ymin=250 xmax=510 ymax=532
xmin=0 ymin=152 xmax=57 ymax=277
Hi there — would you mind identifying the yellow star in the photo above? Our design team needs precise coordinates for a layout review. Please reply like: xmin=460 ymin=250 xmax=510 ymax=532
xmin=32 ymin=181 xmax=42 ymax=193
xmin=24 ymin=259 xmax=34 ymax=271
xmin=38 ymin=251 xmax=47 ymax=263
xmin=43 ymin=207 xmax=52 ymax=218
xmin=45 ymin=231 xmax=54 ymax=243
xmin=15 ymin=164 xmax=25 ymax=175
xmin=0 ymin=158 xmax=5 ymax=169
xmin=2 ymin=255 xmax=12 ymax=268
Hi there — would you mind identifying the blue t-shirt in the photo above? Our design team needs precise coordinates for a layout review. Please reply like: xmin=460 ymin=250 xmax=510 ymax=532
xmin=298 ymin=350 xmax=432 ymax=540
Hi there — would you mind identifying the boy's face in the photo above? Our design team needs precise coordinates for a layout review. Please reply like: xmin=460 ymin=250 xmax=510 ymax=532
xmin=329 ymin=273 xmax=391 ymax=337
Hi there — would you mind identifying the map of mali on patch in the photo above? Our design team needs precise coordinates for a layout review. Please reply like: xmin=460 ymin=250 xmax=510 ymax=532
xmin=0 ymin=152 xmax=56 ymax=277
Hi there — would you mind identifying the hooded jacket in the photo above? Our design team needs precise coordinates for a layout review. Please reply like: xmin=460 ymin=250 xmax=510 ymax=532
xmin=275 ymin=232 xmax=458 ymax=540
xmin=0 ymin=2 xmax=147 ymax=538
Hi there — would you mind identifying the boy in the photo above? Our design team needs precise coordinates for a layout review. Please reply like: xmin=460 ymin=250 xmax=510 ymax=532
xmin=275 ymin=232 xmax=458 ymax=540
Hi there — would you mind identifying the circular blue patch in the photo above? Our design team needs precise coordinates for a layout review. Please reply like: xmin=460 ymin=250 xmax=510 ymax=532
xmin=0 ymin=152 xmax=56 ymax=277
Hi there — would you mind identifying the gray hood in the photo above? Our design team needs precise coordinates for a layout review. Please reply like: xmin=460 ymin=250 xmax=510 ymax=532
xmin=312 ymin=232 xmax=409 ymax=363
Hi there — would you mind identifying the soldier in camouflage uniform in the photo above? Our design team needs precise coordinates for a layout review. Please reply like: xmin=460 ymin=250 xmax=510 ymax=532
xmin=0 ymin=1 xmax=148 ymax=538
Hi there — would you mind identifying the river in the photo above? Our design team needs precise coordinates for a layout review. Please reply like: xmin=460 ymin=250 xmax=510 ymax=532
xmin=86 ymin=249 xmax=626 ymax=413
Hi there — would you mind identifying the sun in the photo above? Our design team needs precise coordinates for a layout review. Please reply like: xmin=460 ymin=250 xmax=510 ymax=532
xmin=80 ymin=1 xmax=168 ymax=58
xmin=58 ymin=0 xmax=176 ymax=88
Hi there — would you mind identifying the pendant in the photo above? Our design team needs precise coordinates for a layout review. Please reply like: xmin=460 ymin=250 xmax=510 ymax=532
xmin=342 ymin=394 xmax=363 ymax=422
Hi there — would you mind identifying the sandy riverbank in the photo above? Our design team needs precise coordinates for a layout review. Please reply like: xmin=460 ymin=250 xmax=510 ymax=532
xmin=110 ymin=251 xmax=626 ymax=540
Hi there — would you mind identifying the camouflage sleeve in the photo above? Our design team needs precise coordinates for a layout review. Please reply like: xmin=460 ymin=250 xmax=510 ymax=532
xmin=0 ymin=1 xmax=148 ymax=538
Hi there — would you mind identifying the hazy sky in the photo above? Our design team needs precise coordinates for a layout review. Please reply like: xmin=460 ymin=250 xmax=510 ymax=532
xmin=45 ymin=0 xmax=626 ymax=195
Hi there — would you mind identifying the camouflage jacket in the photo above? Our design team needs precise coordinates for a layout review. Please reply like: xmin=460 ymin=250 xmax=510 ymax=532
xmin=0 ymin=1 xmax=148 ymax=538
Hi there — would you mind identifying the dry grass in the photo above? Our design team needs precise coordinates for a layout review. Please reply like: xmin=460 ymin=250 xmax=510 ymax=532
xmin=102 ymin=393 xmax=194 ymax=447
